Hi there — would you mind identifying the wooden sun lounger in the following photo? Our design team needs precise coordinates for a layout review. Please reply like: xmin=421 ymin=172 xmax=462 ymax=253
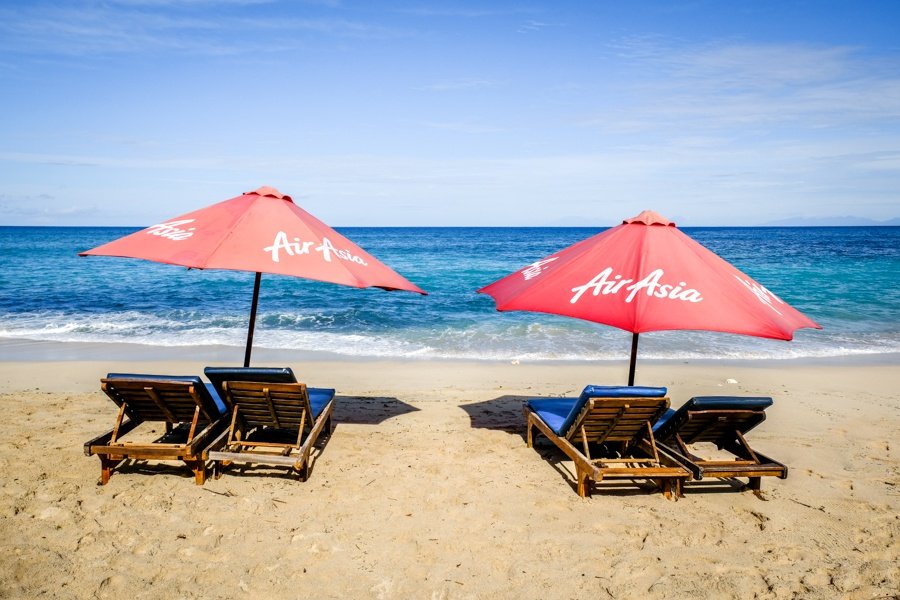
xmin=84 ymin=374 xmax=228 ymax=485
xmin=652 ymin=396 xmax=788 ymax=491
xmin=203 ymin=367 xmax=335 ymax=481
xmin=524 ymin=386 xmax=690 ymax=499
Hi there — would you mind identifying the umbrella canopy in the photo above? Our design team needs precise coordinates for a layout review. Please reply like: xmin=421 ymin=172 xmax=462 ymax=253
xmin=478 ymin=210 xmax=820 ymax=383
xmin=81 ymin=186 xmax=426 ymax=365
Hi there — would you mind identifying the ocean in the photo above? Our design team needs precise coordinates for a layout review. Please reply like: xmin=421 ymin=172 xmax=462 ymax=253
xmin=1 ymin=226 xmax=898 ymax=362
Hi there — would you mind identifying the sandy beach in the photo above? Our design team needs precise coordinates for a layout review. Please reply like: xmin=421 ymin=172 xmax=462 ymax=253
xmin=0 ymin=353 xmax=897 ymax=599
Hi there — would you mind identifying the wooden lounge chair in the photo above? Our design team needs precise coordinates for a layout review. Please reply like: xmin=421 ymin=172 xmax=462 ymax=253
xmin=652 ymin=396 xmax=787 ymax=491
xmin=524 ymin=386 xmax=690 ymax=499
xmin=84 ymin=374 xmax=228 ymax=485
xmin=204 ymin=367 xmax=335 ymax=481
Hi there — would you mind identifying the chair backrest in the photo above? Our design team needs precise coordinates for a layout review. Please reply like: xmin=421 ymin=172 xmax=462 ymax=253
xmin=652 ymin=396 xmax=773 ymax=444
xmin=558 ymin=385 xmax=667 ymax=439
xmin=562 ymin=385 xmax=668 ymax=443
xmin=102 ymin=374 xmax=223 ymax=424
xmin=222 ymin=381 xmax=311 ymax=430
xmin=569 ymin=398 xmax=670 ymax=445
xmin=204 ymin=367 xmax=296 ymax=403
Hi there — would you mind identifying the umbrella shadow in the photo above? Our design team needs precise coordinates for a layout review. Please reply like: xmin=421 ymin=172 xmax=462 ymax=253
xmin=459 ymin=395 xmax=530 ymax=439
xmin=332 ymin=395 xmax=420 ymax=426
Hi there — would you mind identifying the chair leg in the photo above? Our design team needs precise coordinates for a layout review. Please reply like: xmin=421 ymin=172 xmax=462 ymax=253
xmin=576 ymin=469 xmax=591 ymax=498
xmin=99 ymin=456 xmax=123 ymax=485
xmin=191 ymin=461 xmax=207 ymax=485
xmin=660 ymin=479 xmax=672 ymax=500
xmin=526 ymin=417 xmax=534 ymax=448
xmin=747 ymin=477 xmax=761 ymax=491
xmin=214 ymin=460 xmax=230 ymax=480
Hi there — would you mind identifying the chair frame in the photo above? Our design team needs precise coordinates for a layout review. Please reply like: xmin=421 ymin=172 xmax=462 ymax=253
xmin=84 ymin=377 xmax=224 ymax=485
xmin=524 ymin=396 xmax=690 ymax=499
xmin=206 ymin=381 xmax=334 ymax=480
xmin=655 ymin=408 xmax=788 ymax=490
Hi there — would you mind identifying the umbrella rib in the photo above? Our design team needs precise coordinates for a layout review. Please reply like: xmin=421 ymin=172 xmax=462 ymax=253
xmin=196 ymin=196 xmax=258 ymax=271
xmin=493 ymin=228 xmax=613 ymax=309
xmin=284 ymin=203 xmax=396 ymax=290
xmin=677 ymin=234 xmax=797 ymax=339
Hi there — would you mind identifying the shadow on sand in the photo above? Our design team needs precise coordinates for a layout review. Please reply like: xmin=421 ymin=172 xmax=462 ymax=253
xmin=332 ymin=395 xmax=419 ymax=426
xmin=458 ymin=395 xmax=530 ymax=437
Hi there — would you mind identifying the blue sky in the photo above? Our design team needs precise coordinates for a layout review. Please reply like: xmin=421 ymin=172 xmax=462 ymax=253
xmin=1 ymin=0 xmax=899 ymax=226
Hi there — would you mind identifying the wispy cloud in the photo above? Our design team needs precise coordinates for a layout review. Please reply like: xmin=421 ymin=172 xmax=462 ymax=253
xmin=0 ymin=192 xmax=99 ymax=223
xmin=419 ymin=78 xmax=505 ymax=92
xmin=420 ymin=120 xmax=505 ymax=134
xmin=0 ymin=2 xmax=407 ymax=58
xmin=581 ymin=40 xmax=900 ymax=134
xmin=396 ymin=7 xmax=537 ymax=18
xmin=517 ymin=20 xmax=551 ymax=34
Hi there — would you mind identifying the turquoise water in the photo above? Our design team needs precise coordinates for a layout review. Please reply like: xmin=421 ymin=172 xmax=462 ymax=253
xmin=0 ymin=226 xmax=897 ymax=361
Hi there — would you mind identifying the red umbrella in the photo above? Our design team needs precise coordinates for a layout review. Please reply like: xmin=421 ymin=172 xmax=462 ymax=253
xmin=81 ymin=186 xmax=426 ymax=366
xmin=478 ymin=210 xmax=820 ymax=384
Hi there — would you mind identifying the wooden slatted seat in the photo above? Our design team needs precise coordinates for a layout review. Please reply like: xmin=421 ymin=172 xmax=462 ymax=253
xmin=652 ymin=396 xmax=787 ymax=491
xmin=204 ymin=367 xmax=334 ymax=481
xmin=83 ymin=374 xmax=228 ymax=485
xmin=524 ymin=386 xmax=690 ymax=499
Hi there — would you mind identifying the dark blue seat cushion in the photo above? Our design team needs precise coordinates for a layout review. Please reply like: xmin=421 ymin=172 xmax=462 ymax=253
xmin=105 ymin=373 xmax=227 ymax=416
xmin=308 ymin=388 xmax=336 ymax=419
xmin=527 ymin=385 xmax=667 ymax=436
xmin=524 ymin=398 xmax=575 ymax=436
xmin=652 ymin=396 xmax=773 ymax=437
xmin=204 ymin=366 xmax=297 ymax=401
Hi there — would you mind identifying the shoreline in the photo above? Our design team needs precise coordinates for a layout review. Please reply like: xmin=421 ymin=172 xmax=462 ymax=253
xmin=1 ymin=337 xmax=898 ymax=368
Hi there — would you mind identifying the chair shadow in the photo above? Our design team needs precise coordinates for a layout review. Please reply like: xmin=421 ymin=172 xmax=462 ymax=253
xmin=681 ymin=478 xmax=759 ymax=495
xmin=332 ymin=395 xmax=419 ymax=426
xmin=208 ymin=396 xmax=417 ymax=483
xmin=530 ymin=437 xmax=668 ymax=497
xmin=458 ymin=395 xmax=530 ymax=438
xmin=106 ymin=460 xmax=201 ymax=482
xmin=461 ymin=395 xmax=683 ymax=498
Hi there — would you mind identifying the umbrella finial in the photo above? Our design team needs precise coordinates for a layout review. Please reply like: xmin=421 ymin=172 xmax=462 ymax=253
xmin=623 ymin=210 xmax=675 ymax=227
xmin=246 ymin=186 xmax=293 ymax=202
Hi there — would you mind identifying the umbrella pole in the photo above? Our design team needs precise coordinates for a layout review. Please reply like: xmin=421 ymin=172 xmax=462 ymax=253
xmin=243 ymin=271 xmax=262 ymax=368
xmin=627 ymin=332 xmax=639 ymax=386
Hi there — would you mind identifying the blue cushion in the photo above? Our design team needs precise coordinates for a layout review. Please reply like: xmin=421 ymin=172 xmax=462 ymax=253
xmin=105 ymin=373 xmax=227 ymax=416
xmin=528 ymin=385 xmax=667 ymax=436
xmin=308 ymin=388 xmax=336 ymax=419
xmin=526 ymin=398 xmax=578 ymax=436
xmin=651 ymin=408 xmax=677 ymax=433
xmin=687 ymin=396 xmax=773 ymax=410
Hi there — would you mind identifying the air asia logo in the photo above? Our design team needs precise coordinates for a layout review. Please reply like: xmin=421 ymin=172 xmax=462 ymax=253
xmin=263 ymin=232 xmax=369 ymax=266
xmin=570 ymin=267 xmax=703 ymax=304
xmin=146 ymin=219 xmax=196 ymax=240
xmin=522 ymin=257 xmax=558 ymax=280
xmin=734 ymin=276 xmax=784 ymax=315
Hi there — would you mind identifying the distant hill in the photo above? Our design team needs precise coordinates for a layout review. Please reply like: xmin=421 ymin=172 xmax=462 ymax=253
xmin=760 ymin=216 xmax=900 ymax=226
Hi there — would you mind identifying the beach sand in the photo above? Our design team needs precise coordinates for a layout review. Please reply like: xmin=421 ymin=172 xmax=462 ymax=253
xmin=0 ymin=356 xmax=898 ymax=599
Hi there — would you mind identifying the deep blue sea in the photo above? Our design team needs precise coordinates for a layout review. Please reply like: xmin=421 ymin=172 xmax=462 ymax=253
xmin=0 ymin=226 xmax=898 ymax=361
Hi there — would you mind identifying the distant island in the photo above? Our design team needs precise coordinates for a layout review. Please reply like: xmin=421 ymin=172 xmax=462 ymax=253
xmin=760 ymin=216 xmax=900 ymax=226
